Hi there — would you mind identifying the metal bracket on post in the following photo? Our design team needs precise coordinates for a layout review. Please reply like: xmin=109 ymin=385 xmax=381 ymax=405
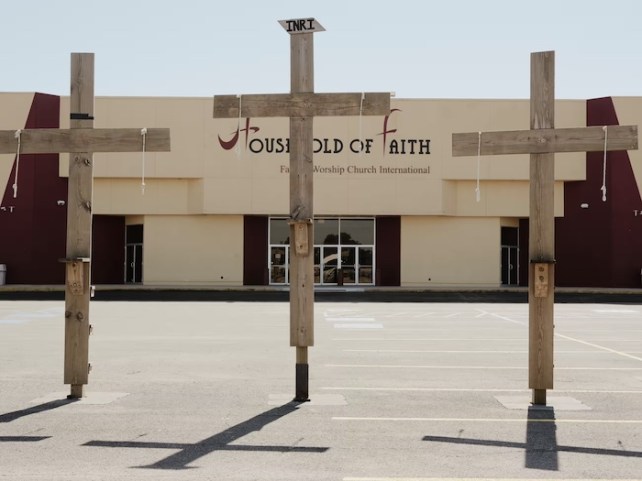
xmin=531 ymin=259 xmax=555 ymax=298
xmin=60 ymin=257 xmax=91 ymax=296
xmin=288 ymin=218 xmax=312 ymax=256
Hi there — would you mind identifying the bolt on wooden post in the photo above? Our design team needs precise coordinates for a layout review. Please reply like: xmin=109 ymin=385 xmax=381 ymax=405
xmin=0 ymin=53 xmax=171 ymax=398
xmin=213 ymin=18 xmax=390 ymax=402
xmin=452 ymin=50 xmax=637 ymax=405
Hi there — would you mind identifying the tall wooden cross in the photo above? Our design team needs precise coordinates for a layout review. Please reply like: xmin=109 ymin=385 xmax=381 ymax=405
xmin=0 ymin=53 xmax=171 ymax=398
xmin=213 ymin=18 xmax=390 ymax=401
xmin=452 ymin=51 xmax=638 ymax=405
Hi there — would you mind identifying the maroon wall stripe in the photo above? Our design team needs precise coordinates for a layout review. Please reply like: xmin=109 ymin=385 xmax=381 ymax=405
xmin=518 ymin=218 xmax=529 ymax=286
xmin=556 ymin=97 xmax=642 ymax=287
xmin=243 ymin=215 xmax=268 ymax=285
xmin=376 ymin=216 xmax=401 ymax=286
xmin=0 ymin=93 xmax=67 ymax=284
xmin=92 ymin=216 xmax=126 ymax=284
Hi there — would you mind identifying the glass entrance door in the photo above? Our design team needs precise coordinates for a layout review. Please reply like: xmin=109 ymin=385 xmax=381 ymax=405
xmin=125 ymin=224 xmax=143 ymax=284
xmin=269 ymin=217 xmax=376 ymax=286
xmin=315 ymin=246 xmax=339 ymax=285
xmin=125 ymin=244 xmax=143 ymax=283
xmin=270 ymin=246 xmax=289 ymax=284
xmin=501 ymin=227 xmax=519 ymax=286
xmin=501 ymin=246 xmax=518 ymax=285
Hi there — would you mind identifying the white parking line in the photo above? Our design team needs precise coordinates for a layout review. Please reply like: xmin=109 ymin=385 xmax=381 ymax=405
xmin=481 ymin=310 xmax=642 ymax=361
xmin=333 ymin=416 xmax=642 ymax=424
xmin=343 ymin=349 xmax=608 ymax=354
xmin=326 ymin=317 xmax=377 ymax=322
xmin=333 ymin=338 xmax=528 ymax=341
xmin=325 ymin=364 xmax=642 ymax=370
xmin=344 ymin=478 xmax=642 ymax=481
xmin=321 ymin=387 xmax=642 ymax=394
xmin=554 ymin=332 xmax=642 ymax=362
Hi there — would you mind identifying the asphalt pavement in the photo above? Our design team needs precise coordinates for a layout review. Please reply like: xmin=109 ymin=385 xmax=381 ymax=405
xmin=1 ymin=300 xmax=641 ymax=480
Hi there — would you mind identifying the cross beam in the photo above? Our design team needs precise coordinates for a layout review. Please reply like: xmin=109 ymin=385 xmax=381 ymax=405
xmin=213 ymin=92 xmax=390 ymax=118
xmin=452 ymin=51 xmax=638 ymax=405
xmin=213 ymin=18 xmax=390 ymax=402
xmin=0 ymin=128 xmax=169 ymax=154
xmin=452 ymin=125 xmax=637 ymax=156
xmin=2 ymin=53 xmax=171 ymax=398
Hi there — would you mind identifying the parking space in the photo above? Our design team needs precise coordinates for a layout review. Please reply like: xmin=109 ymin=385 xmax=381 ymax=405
xmin=1 ymin=300 xmax=641 ymax=480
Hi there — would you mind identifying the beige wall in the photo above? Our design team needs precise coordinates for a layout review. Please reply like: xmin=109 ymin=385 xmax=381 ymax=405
xmin=52 ymin=96 xmax=588 ymax=218
xmin=143 ymin=215 xmax=243 ymax=285
xmin=6 ymin=93 xmax=640 ymax=287
xmin=445 ymin=180 xmax=565 ymax=217
xmin=401 ymin=216 xmax=501 ymax=286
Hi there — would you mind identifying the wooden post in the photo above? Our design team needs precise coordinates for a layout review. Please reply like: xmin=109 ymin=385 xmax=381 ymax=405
xmin=452 ymin=51 xmax=638 ymax=405
xmin=529 ymin=52 xmax=555 ymax=405
xmin=213 ymin=18 xmax=390 ymax=402
xmin=0 ymin=53 xmax=171 ymax=398
xmin=64 ymin=53 xmax=94 ymax=398
xmin=289 ymin=25 xmax=315 ymax=401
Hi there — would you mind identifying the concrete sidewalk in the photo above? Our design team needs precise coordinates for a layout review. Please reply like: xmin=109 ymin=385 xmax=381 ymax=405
xmin=1 ymin=301 xmax=641 ymax=480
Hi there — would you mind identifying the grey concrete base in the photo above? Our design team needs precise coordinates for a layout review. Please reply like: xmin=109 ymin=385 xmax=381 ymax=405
xmin=495 ymin=395 xmax=591 ymax=410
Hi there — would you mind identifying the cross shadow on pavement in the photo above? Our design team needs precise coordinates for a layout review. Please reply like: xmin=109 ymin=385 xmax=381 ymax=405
xmin=84 ymin=402 xmax=329 ymax=470
xmin=0 ymin=398 xmax=78 ymax=423
xmin=423 ymin=406 xmax=642 ymax=471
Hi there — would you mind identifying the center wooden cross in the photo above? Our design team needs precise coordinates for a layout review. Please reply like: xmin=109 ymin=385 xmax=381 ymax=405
xmin=452 ymin=51 xmax=638 ymax=404
xmin=213 ymin=18 xmax=390 ymax=401
xmin=0 ymin=53 xmax=171 ymax=398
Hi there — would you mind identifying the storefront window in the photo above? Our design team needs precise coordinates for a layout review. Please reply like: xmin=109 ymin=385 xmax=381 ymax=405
xmin=340 ymin=219 xmax=374 ymax=245
xmin=269 ymin=217 xmax=375 ymax=286
xmin=314 ymin=218 xmax=339 ymax=244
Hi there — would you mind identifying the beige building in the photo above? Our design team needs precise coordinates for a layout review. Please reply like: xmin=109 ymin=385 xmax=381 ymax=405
xmin=1 ymin=93 xmax=641 ymax=288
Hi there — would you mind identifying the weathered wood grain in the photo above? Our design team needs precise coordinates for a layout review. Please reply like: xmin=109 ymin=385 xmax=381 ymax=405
xmin=213 ymin=92 xmax=390 ymax=118
xmin=0 ymin=128 xmax=170 ymax=154
xmin=452 ymin=125 xmax=637 ymax=157
xmin=64 ymin=53 xmax=94 ymax=395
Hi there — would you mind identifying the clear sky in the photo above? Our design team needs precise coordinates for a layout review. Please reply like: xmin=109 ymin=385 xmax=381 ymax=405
xmin=4 ymin=0 xmax=642 ymax=100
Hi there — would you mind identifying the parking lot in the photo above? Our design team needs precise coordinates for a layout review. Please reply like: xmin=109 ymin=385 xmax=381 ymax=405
xmin=1 ymin=300 xmax=641 ymax=480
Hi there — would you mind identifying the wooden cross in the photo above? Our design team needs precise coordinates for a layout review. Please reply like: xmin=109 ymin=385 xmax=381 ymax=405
xmin=0 ymin=53 xmax=170 ymax=398
xmin=452 ymin=51 xmax=638 ymax=405
xmin=213 ymin=18 xmax=390 ymax=401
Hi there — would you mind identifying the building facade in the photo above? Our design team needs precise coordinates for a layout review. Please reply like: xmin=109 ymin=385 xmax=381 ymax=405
xmin=1 ymin=93 xmax=641 ymax=288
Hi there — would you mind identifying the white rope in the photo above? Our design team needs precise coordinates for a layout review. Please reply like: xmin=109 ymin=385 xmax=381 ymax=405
xmin=12 ymin=130 xmax=21 ymax=198
xmin=141 ymin=128 xmax=147 ymax=195
xmin=358 ymin=92 xmax=365 ymax=155
xmin=236 ymin=94 xmax=242 ymax=158
xmin=601 ymin=126 xmax=608 ymax=202
xmin=475 ymin=131 xmax=482 ymax=202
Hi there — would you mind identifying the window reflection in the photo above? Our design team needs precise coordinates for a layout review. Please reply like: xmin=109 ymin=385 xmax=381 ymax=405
xmin=269 ymin=217 xmax=375 ymax=286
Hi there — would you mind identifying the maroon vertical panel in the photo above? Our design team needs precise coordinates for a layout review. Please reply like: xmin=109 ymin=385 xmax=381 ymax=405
xmin=376 ymin=216 xmax=400 ymax=286
xmin=0 ymin=93 xmax=67 ymax=284
xmin=92 ymin=216 xmax=126 ymax=284
xmin=555 ymin=97 xmax=642 ymax=287
xmin=518 ymin=219 xmax=529 ymax=286
xmin=244 ymin=215 xmax=268 ymax=285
